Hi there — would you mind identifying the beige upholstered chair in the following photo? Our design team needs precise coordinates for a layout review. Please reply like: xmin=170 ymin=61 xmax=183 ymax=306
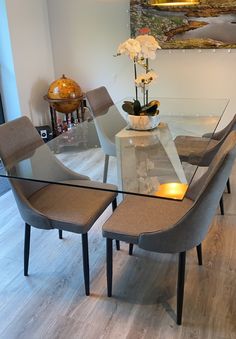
xmin=203 ymin=114 xmax=236 ymax=140
xmin=175 ymin=114 xmax=236 ymax=165
xmin=175 ymin=114 xmax=236 ymax=215
xmin=86 ymin=86 xmax=126 ymax=183
xmin=0 ymin=116 xmax=118 ymax=296
xmin=102 ymin=131 xmax=236 ymax=325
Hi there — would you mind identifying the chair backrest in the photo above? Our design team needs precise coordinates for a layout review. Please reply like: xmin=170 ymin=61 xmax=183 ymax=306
xmin=86 ymin=86 xmax=126 ymax=156
xmin=203 ymin=114 xmax=236 ymax=140
xmin=0 ymin=116 xmax=89 ymax=229
xmin=188 ymin=114 xmax=236 ymax=167
xmin=139 ymin=131 xmax=236 ymax=254
xmin=0 ymin=116 xmax=47 ymax=196
xmin=216 ymin=114 xmax=236 ymax=139
xmin=0 ymin=116 xmax=44 ymax=168
xmin=188 ymin=115 xmax=236 ymax=167
xmin=0 ymin=116 xmax=89 ymax=190
xmin=0 ymin=117 xmax=52 ymax=228
xmin=86 ymin=86 xmax=114 ymax=118
xmin=188 ymin=134 xmax=227 ymax=167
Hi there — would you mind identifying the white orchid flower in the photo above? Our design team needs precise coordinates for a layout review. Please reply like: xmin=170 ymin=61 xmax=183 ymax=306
xmin=117 ymin=38 xmax=141 ymax=60
xmin=136 ymin=35 xmax=161 ymax=60
xmin=135 ymin=71 xmax=158 ymax=88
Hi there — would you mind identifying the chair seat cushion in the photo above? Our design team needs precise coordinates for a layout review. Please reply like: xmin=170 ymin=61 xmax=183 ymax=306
xmin=175 ymin=136 xmax=218 ymax=163
xmin=29 ymin=180 xmax=117 ymax=234
xmin=102 ymin=195 xmax=193 ymax=244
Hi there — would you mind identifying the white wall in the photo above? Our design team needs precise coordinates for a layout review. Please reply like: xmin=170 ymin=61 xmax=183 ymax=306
xmin=47 ymin=0 xmax=236 ymax=128
xmin=47 ymin=0 xmax=132 ymax=100
xmin=153 ymin=48 xmax=236 ymax=128
xmin=4 ymin=0 xmax=55 ymax=125
xmin=0 ymin=0 xmax=21 ymax=122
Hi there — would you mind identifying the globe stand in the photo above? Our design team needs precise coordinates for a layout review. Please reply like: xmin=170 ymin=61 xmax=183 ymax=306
xmin=44 ymin=95 xmax=85 ymax=137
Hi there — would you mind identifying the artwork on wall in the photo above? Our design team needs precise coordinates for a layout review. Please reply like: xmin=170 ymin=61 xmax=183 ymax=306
xmin=130 ymin=0 xmax=236 ymax=49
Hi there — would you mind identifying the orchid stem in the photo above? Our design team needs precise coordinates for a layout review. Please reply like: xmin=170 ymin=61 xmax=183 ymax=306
xmin=145 ymin=58 xmax=149 ymax=105
xmin=143 ymin=86 xmax=146 ymax=107
xmin=134 ymin=61 xmax=138 ymax=101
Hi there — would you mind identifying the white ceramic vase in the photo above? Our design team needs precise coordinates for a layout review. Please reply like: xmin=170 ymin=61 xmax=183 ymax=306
xmin=126 ymin=114 xmax=160 ymax=131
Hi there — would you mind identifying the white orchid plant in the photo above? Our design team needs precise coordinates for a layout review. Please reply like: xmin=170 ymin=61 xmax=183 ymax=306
xmin=116 ymin=32 xmax=161 ymax=116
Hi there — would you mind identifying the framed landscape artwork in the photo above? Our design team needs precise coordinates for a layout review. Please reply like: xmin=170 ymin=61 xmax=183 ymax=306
xmin=130 ymin=0 xmax=236 ymax=49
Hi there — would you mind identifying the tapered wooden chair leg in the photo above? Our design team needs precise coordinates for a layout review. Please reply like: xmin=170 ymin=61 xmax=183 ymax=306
xmin=107 ymin=238 xmax=113 ymax=297
xmin=220 ymin=196 xmax=224 ymax=215
xmin=103 ymin=154 xmax=109 ymax=183
xmin=177 ymin=251 xmax=186 ymax=325
xmin=227 ymin=178 xmax=231 ymax=194
xmin=58 ymin=230 xmax=63 ymax=239
xmin=24 ymin=223 xmax=31 ymax=276
xmin=196 ymin=243 xmax=203 ymax=266
xmin=129 ymin=244 xmax=134 ymax=256
xmin=82 ymin=233 xmax=90 ymax=296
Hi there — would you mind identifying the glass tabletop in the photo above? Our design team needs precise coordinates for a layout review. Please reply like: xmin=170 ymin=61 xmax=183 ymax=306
xmin=0 ymin=97 xmax=229 ymax=201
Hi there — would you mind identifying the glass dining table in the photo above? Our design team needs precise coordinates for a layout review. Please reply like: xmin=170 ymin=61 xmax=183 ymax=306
xmin=0 ymin=97 xmax=229 ymax=201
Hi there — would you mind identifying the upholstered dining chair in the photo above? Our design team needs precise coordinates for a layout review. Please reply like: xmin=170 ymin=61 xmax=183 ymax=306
xmin=175 ymin=114 xmax=236 ymax=215
xmin=102 ymin=131 xmax=236 ymax=325
xmin=175 ymin=114 xmax=236 ymax=165
xmin=0 ymin=116 xmax=118 ymax=296
xmin=203 ymin=114 xmax=236 ymax=195
xmin=86 ymin=86 xmax=126 ymax=183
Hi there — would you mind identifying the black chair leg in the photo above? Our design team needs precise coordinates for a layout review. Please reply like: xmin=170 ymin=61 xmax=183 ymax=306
xmin=112 ymin=199 xmax=120 ymax=251
xmin=58 ymin=230 xmax=63 ymax=239
xmin=129 ymin=244 xmax=134 ymax=256
xmin=177 ymin=251 xmax=186 ymax=325
xmin=24 ymin=223 xmax=31 ymax=276
xmin=103 ymin=154 xmax=109 ymax=183
xmin=115 ymin=240 xmax=120 ymax=251
xmin=107 ymin=238 xmax=113 ymax=297
xmin=112 ymin=198 xmax=117 ymax=211
xmin=220 ymin=196 xmax=224 ymax=215
xmin=227 ymin=178 xmax=231 ymax=194
xmin=82 ymin=233 xmax=90 ymax=296
xmin=196 ymin=243 xmax=203 ymax=266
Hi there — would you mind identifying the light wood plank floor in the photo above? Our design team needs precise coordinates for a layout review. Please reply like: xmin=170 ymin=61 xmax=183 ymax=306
xmin=0 ymin=164 xmax=235 ymax=338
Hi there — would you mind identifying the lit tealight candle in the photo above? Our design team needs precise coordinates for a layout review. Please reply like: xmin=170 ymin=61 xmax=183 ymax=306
xmin=155 ymin=183 xmax=188 ymax=200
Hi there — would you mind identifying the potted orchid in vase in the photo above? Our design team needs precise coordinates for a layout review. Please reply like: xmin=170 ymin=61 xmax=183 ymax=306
xmin=116 ymin=32 xmax=161 ymax=130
